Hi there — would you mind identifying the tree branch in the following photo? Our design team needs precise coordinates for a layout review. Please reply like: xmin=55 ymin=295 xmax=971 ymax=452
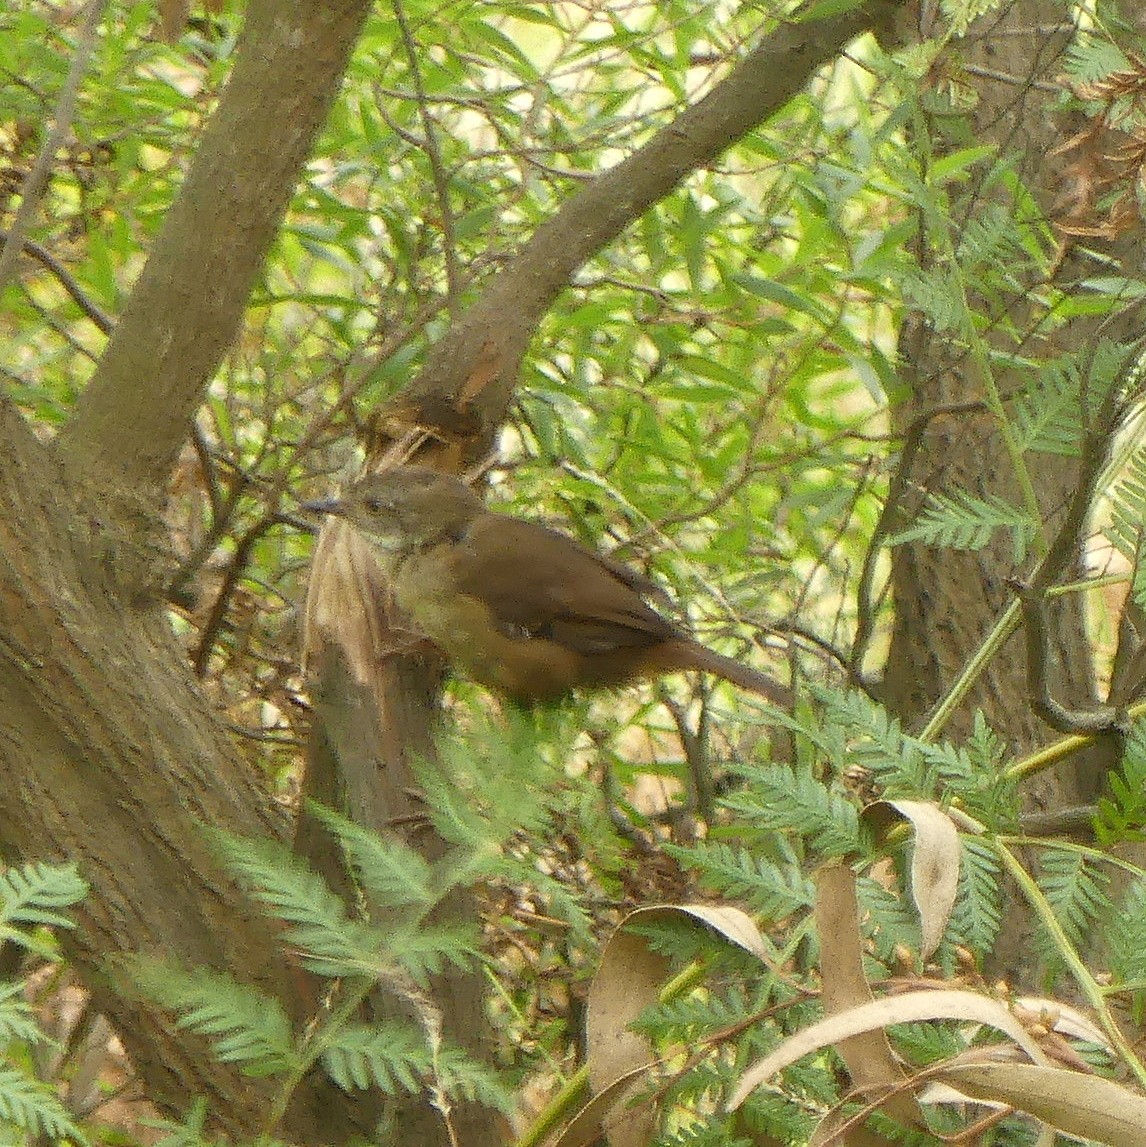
xmin=0 ymin=0 xmax=109 ymax=296
xmin=380 ymin=0 xmax=908 ymax=446
xmin=57 ymin=0 xmax=374 ymax=499
xmin=0 ymin=228 xmax=113 ymax=334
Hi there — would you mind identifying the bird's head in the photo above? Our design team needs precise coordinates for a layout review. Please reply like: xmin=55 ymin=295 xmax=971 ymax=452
xmin=304 ymin=467 xmax=484 ymax=554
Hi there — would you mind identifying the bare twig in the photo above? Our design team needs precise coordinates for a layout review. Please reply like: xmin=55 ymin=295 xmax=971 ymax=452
xmin=850 ymin=400 xmax=987 ymax=683
xmin=1014 ymin=346 xmax=1141 ymax=733
xmin=386 ymin=0 xmax=907 ymax=443
xmin=392 ymin=0 xmax=462 ymax=312
xmin=0 ymin=228 xmax=113 ymax=334
xmin=191 ymin=511 xmax=278 ymax=676
xmin=0 ymin=0 xmax=110 ymax=296
xmin=659 ymin=686 xmax=714 ymax=825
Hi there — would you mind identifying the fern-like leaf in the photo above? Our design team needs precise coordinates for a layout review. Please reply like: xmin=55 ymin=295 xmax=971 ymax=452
xmin=859 ymin=877 xmax=920 ymax=962
xmin=305 ymin=804 xmax=434 ymax=911
xmin=956 ymin=204 xmax=1015 ymax=273
xmin=209 ymin=831 xmax=384 ymax=974
xmin=721 ymin=763 xmax=861 ymax=857
xmin=891 ymin=489 xmax=1036 ymax=564
xmin=0 ymin=861 xmax=87 ymax=929
xmin=431 ymin=1046 xmax=514 ymax=1112
xmin=940 ymin=0 xmax=1009 ymax=36
xmin=418 ymin=704 xmax=568 ymax=853
xmin=0 ymin=981 xmax=51 ymax=1049
xmin=0 ymin=1064 xmax=85 ymax=1142
xmin=1012 ymin=356 xmax=1085 ymax=457
xmin=1037 ymin=847 xmax=1111 ymax=951
xmin=1106 ymin=879 xmax=1146 ymax=1023
xmin=1064 ymin=35 xmax=1131 ymax=84
xmin=669 ymin=841 xmax=814 ymax=919
xmin=737 ymin=1091 xmax=817 ymax=1145
xmin=321 ymin=1021 xmax=431 ymax=1093
xmin=1105 ymin=445 xmax=1146 ymax=565
xmin=378 ymin=921 xmax=481 ymax=984
xmin=898 ymin=267 xmax=967 ymax=335
xmin=823 ymin=691 xmax=932 ymax=794
xmin=1095 ymin=728 xmax=1146 ymax=844
xmin=136 ymin=965 xmax=294 ymax=1077
xmin=949 ymin=836 xmax=1002 ymax=952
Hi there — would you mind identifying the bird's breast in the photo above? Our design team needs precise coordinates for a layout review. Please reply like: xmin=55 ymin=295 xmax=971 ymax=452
xmin=389 ymin=545 xmax=584 ymax=699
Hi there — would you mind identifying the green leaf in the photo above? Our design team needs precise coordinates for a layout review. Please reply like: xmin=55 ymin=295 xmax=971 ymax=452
xmin=0 ymin=1065 xmax=86 ymax=1142
xmin=891 ymin=490 xmax=1037 ymax=564
xmin=134 ymin=964 xmax=294 ymax=1077
xmin=0 ymin=862 xmax=87 ymax=932
xmin=305 ymin=804 xmax=434 ymax=911
xmin=321 ymin=1021 xmax=430 ymax=1093
xmin=929 ymin=145 xmax=996 ymax=185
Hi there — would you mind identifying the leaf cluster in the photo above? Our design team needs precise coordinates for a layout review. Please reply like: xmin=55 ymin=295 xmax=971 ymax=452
xmin=131 ymin=709 xmax=596 ymax=1136
xmin=0 ymin=861 xmax=88 ymax=1144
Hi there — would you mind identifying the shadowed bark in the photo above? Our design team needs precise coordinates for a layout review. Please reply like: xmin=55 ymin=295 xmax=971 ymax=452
xmin=0 ymin=0 xmax=911 ymax=1141
xmin=881 ymin=0 xmax=1145 ymax=979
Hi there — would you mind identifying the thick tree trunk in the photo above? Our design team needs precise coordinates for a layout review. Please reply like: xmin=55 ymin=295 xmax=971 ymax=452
xmin=296 ymin=644 xmax=504 ymax=1147
xmin=0 ymin=1 xmax=378 ymax=1140
xmin=884 ymin=0 xmax=1144 ymax=975
xmin=0 ymin=404 xmax=290 ymax=1131
xmin=1 ymin=0 xmax=916 ymax=1140
xmin=59 ymin=0 xmax=376 ymax=498
xmin=0 ymin=403 xmax=388 ymax=1147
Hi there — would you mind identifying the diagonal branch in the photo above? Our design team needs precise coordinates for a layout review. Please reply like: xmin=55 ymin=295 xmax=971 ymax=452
xmin=57 ymin=0 xmax=374 ymax=500
xmin=0 ymin=0 xmax=109 ymax=297
xmin=381 ymin=0 xmax=908 ymax=444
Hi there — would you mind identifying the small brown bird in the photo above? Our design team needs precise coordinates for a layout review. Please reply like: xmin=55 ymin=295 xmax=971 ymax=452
xmin=307 ymin=467 xmax=790 ymax=706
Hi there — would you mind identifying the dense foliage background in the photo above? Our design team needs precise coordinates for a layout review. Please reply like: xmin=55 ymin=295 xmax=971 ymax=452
xmin=5 ymin=1 xmax=1146 ymax=1144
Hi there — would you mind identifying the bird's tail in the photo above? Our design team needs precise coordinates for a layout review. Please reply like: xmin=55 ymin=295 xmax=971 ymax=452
xmin=660 ymin=640 xmax=792 ymax=706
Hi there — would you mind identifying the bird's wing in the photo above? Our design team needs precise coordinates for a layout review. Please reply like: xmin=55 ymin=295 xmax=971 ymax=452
xmin=454 ymin=516 xmax=678 ymax=654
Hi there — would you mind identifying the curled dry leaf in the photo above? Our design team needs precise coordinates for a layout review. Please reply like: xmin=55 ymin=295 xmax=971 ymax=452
xmin=940 ymin=1062 xmax=1146 ymax=1146
xmin=577 ymin=904 xmax=771 ymax=1147
xmin=664 ymin=903 xmax=774 ymax=963
xmin=549 ymin=1064 xmax=663 ymax=1147
xmin=1013 ymin=996 xmax=1109 ymax=1048
xmin=813 ymin=864 xmax=925 ymax=1137
xmin=862 ymin=799 xmax=960 ymax=960
xmin=727 ymin=988 xmax=1050 ymax=1112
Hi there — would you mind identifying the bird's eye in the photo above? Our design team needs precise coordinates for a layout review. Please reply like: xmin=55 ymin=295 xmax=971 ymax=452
xmin=364 ymin=497 xmax=385 ymax=513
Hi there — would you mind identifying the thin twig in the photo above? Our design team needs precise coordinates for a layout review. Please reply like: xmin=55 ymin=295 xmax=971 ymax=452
xmin=850 ymin=400 xmax=986 ymax=683
xmin=0 ymin=228 xmax=113 ymax=333
xmin=1015 ymin=347 xmax=1136 ymax=733
xmin=191 ymin=511 xmax=277 ymax=676
xmin=392 ymin=0 xmax=462 ymax=312
xmin=0 ymin=0 xmax=111 ymax=295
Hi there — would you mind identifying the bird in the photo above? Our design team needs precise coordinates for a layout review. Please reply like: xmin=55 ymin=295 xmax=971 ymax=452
xmin=305 ymin=466 xmax=790 ymax=706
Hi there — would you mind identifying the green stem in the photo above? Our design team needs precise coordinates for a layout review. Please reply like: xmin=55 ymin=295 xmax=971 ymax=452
xmin=920 ymin=600 xmax=1021 ymax=742
xmin=920 ymin=572 xmax=1131 ymax=745
xmin=513 ymin=961 xmax=709 ymax=1147
xmin=1006 ymin=698 xmax=1146 ymax=783
xmin=1001 ymin=835 xmax=1146 ymax=879
xmin=996 ymin=841 xmax=1146 ymax=1088
xmin=264 ymin=973 xmax=379 ymax=1134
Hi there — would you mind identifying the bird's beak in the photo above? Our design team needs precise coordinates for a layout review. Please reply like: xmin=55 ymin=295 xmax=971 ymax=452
xmin=300 ymin=497 xmax=345 ymax=517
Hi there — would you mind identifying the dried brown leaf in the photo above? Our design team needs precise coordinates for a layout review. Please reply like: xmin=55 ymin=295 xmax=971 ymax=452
xmin=940 ymin=1062 xmax=1146 ymax=1145
xmin=863 ymin=799 xmax=960 ymax=960
xmin=727 ymin=988 xmax=1050 ymax=1112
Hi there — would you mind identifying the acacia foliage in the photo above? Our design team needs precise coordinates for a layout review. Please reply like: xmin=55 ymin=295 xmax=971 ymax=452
xmin=7 ymin=1 xmax=1146 ymax=1145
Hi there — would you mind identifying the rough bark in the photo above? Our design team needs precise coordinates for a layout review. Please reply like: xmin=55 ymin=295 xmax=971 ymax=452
xmin=882 ymin=0 xmax=1144 ymax=976
xmin=0 ymin=1 xmax=377 ymax=1141
xmin=303 ymin=6 xmax=913 ymax=1146
xmin=58 ymin=0 xmax=375 ymax=500
xmin=0 ymin=401 xmax=288 ymax=1135
xmin=0 ymin=0 xmax=920 ymax=1141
